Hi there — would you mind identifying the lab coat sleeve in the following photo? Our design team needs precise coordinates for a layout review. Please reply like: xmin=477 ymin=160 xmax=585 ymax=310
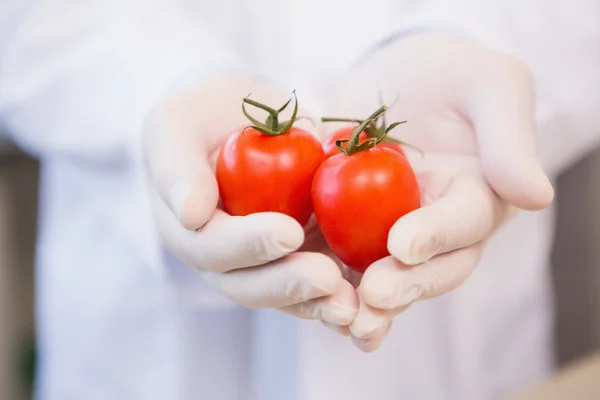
xmin=0 ymin=0 xmax=251 ymax=308
xmin=367 ymin=0 xmax=600 ymax=177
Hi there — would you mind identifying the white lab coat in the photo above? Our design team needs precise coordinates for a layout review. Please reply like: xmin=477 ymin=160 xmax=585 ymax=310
xmin=0 ymin=1 xmax=599 ymax=399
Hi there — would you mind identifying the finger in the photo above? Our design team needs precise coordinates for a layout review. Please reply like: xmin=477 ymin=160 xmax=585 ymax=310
xmin=322 ymin=322 xmax=353 ymax=337
xmin=349 ymin=291 xmax=409 ymax=340
xmin=279 ymin=280 xmax=358 ymax=326
xmin=200 ymin=252 xmax=345 ymax=309
xmin=351 ymin=322 xmax=391 ymax=353
xmin=360 ymin=245 xmax=483 ymax=311
xmin=349 ymin=294 xmax=392 ymax=339
xmin=467 ymin=55 xmax=554 ymax=210
xmin=350 ymin=287 xmax=410 ymax=352
xmin=388 ymin=173 xmax=507 ymax=265
xmin=142 ymin=87 xmax=226 ymax=230
xmin=152 ymin=186 xmax=304 ymax=272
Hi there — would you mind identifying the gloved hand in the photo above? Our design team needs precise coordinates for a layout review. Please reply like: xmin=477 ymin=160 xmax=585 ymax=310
xmin=142 ymin=75 xmax=358 ymax=327
xmin=322 ymin=34 xmax=554 ymax=351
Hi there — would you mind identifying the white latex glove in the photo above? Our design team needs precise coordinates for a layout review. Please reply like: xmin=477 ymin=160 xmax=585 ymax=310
xmin=142 ymin=75 xmax=358 ymax=326
xmin=322 ymin=34 xmax=554 ymax=351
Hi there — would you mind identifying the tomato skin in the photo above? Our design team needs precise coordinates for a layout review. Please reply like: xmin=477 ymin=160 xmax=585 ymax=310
xmin=378 ymin=140 xmax=406 ymax=155
xmin=216 ymin=126 xmax=325 ymax=226
xmin=312 ymin=147 xmax=421 ymax=272
xmin=322 ymin=126 xmax=356 ymax=158
xmin=322 ymin=126 xmax=406 ymax=158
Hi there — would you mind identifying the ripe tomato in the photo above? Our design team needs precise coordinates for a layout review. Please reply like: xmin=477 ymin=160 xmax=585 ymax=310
xmin=322 ymin=126 xmax=406 ymax=158
xmin=216 ymin=92 xmax=325 ymax=226
xmin=312 ymin=107 xmax=420 ymax=272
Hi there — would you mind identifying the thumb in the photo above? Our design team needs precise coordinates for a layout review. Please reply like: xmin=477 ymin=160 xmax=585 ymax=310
xmin=143 ymin=76 xmax=297 ymax=229
xmin=466 ymin=55 xmax=554 ymax=211
xmin=143 ymin=93 xmax=220 ymax=230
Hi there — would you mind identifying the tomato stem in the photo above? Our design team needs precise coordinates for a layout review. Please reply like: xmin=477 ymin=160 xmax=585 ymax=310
xmin=335 ymin=106 xmax=387 ymax=155
xmin=333 ymin=105 xmax=419 ymax=156
xmin=241 ymin=90 xmax=299 ymax=136
xmin=321 ymin=117 xmax=363 ymax=124
xmin=322 ymin=105 xmax=424 ymax=156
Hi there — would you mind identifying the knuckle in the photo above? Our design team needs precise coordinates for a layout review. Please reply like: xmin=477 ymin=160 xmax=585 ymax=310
xmin=282 ymin=277 xmax=313 ymax=304
xmin=250 ymin=233 xmax=274 ymax=263
xmin=421 ymin=231 xmax=447 ymax=260
xmin=308 ymin=302 xmax=327 ymax=321
xmin=370 ymin=292 xmax=397 ymax=310
xmin=279 ymin=254 xmax=341 ymax=303
xmin=247 ymin=229 xmax=288 ymax=264
xmin=406 ymin=228 xmax=447 ymax=265
xmin=417 ymin=267 xmax=443 ymax=300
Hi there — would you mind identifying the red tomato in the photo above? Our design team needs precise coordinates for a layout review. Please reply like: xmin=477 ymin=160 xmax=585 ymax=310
xmin=322 ymin=126 xmax=406 ymax=158
xmin=217 ymin=126 xmax=325 ymax=226
xmin=312 ymin=147 xmax=421 ymax=272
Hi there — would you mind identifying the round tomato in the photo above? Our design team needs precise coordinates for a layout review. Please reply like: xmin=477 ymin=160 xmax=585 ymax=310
xmin=216 ymin=92 xmax=324 ymax=226
xmin=312 ymin=107 xmax=420 ymax=272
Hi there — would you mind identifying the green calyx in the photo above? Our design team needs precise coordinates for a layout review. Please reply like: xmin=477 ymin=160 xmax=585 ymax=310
xmin=322 ymin=98 xmax=425 ymax=156
xmin=333 ymin=105 xmax=409 ymax=156
xmin=242 ymin=90 xmax=299 ymax=136
xmin=321 ymin=113 xmax=407 ymax=149
xmin=323 ymin=105 xmax=405 ymax=156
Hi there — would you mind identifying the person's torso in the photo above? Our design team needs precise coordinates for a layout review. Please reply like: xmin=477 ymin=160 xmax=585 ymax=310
xmin=27 ymin=1 xmax=600 ymax=398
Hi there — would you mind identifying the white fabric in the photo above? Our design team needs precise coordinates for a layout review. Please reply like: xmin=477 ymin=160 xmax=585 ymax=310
xmin=0 ymin=1 xmax=598 ymax=400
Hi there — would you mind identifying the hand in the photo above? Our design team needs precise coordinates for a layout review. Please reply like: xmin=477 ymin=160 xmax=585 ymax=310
xmin=142 ymin=76 xmax=358 ymax=327
xmin=323 ymin=34 xmax=554 ymax=351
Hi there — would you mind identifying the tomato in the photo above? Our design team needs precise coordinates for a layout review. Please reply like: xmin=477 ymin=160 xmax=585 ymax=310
xmin=216 ymin=92 xmax=325 ymax=226
xmin=312 ymin=107 xmax=420 ymax=272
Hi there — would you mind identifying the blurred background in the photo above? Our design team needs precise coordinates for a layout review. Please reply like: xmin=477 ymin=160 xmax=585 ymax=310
xmin=1 ymin=142 xmax=600 ymax=399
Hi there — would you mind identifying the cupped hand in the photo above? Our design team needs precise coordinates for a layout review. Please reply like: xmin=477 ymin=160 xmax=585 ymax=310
xmin=142 ymin=76 xmax=358 ymax=328
xmin=322 ymin=34 xmax=554 ymax=351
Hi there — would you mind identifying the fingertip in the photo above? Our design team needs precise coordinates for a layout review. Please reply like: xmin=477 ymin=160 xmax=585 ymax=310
xmin=320 ymin=302 xmax=358 ymax=327
xmin=167 ymin=163 xmax=222 ymax=230
xmin=248 ymin=212 xmax=306 ymax=253
xmin=387 ymin=214 xmax=438 ymax=266
xmin=351 ymin=324 xmax=389 ymax=353
xmin=178 ymin=179 xmax=220 ymax=230
xmin=349 ymin=295 xmax=389 ymax=339
xmin=484 ymin=157 xmax=554 ymax=211
xmin=520 ymin=161 xmax=555 ymax=209
xmin=322 ymin=321 xmax=353 ymax=337
xmin=165 ymin=180 xmax=191 ymax=225
xmin=358 ymin=259 xmax=400 ymax=310
xmin=327 ymin=280 xmax=360 ymax=325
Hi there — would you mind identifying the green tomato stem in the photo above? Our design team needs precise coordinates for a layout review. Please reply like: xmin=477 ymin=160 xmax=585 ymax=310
xmin=322 ymin=106 xmax=423 ymax=156
xmin=241 ymin=90 xmax=299 ymax=136
xmin=320 ymin=117 xmax=363 ymax=124
xmin=335 ymin=105 xmax=387 ymax=156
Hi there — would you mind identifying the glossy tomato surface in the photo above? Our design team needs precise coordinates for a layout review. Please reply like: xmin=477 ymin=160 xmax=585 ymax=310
xmin=217 ymin=126 xmax=325 ymax=226
xmin=322 ymin=126 xmax=406 ymax=158
xmin=312 ymin=147 xmax=420 ymax=272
